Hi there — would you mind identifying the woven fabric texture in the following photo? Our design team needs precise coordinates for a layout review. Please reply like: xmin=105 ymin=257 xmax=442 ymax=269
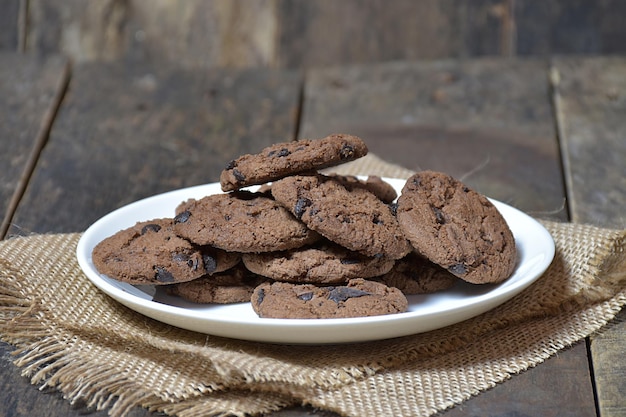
xmin=1 ymin=154 xmax=625 ymax=417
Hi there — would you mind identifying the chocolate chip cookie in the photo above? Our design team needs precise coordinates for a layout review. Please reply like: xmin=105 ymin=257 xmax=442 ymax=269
xmin=251 ymin=278 xmax=408 ymax=319
xmin=375 ymin=252 xmax=457 ymax=294
xmin=220 ymin=133 xmax=368 ymax=191
xmin=241 ymin=240 xmax=395 ymax=284
xmin=271 ymin=174 xmax=411 ymax=260
xmin=166 ymin=265 xmax=266 ymax=304
xmin=92 ymin=218 xmax=225 ymax=285
xmin=173 ymin=190 xmax=320 ymax=253
xmin=396 ymin=171 xmax=516 ymax=284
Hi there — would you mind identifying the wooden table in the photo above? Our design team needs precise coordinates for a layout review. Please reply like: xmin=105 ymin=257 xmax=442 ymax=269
xmin=1 ymin=52 xmax=624 ymax=417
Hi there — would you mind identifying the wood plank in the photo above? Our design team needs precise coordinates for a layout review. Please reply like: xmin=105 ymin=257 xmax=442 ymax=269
xmin=22 ymin=0 xmax=510 ymax=68
xmin=552 ymin=55 xmax=626 ymax=417
xmin=7 ymin=62 xmax=301 ymax=236
xmin=275 ymin=0 xmax=509 ymax=68
xmin=552 ymin=56 xmax=626 ymax=229
xmin=0 ymin=52 xmax=69 ymax=237
xmin=22 ymin=0 xmax=626 ymax=69
xmin=515 ymin=0 xmax=626 ymax=56
xmin=301 ymin=58 xmax=597 ymax=417
xmin=0 ymin=0 xmax=20 ymax=51
xmin=24 ymin=0 xmax=277 ymax=68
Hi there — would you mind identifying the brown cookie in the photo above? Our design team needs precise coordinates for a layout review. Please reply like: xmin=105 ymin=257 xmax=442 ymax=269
xmin=173 ymin=190 xmax=320 ymax=252
xmin=166 ymin=265 xmax=266 ymax=304
xmin=326 ymin=174 xmax=398 ymax=203
xmin=92 ymin=218 xmax=229 ymax=285
xmin=271 ymin=174 xmax=411 ymax=260
xmin=375 ymin=252 xmax=457 ymax=294
xmin=219 ymin=133 xmax=368 ymax=191
xmin=241 ymin=240 xmax=395 ymax=284
xmin=396 ymin=171 xmax=517 ymax=284
xmin=251 ymin=279 xmax=408 ymax=319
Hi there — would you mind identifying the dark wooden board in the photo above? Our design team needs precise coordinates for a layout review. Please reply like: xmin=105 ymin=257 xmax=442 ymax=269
xmin=275 ymin=0 xmax=511 ymax=67
xmin=23 ymin=1 xmax=626 ymax=70
xmin=551 ymin=56 xmax=626 ymax=229
xmin=0 ymin=0 xmax=20 ymax=51
xmin=23 ymin=0 xmax=276 ymax=68
xmin=0 ymin=52 xmax=69 ymax=237
xmin=300 ymin=58 xmax=597 ymax=417
xmin=515 ymin=0 xmax=626 ymax=56
xmin=7 ymin=62 xmax=301 ymax=235
xmin=553 ymin=55 xmax=626 ymax=417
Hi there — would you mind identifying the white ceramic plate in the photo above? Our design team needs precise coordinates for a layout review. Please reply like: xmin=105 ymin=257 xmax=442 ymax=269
xmin=77 ymin=178 xmax=555 ymax=344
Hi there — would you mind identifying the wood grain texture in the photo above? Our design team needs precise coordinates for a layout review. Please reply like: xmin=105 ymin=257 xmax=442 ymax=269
xmin=22 ymin=0 xmax=626 ymax=69
xmin=7 ymin=61 xmax=301 ymax=235
xmin=515 ymin=0 xmax=626 ymax=56
xmin=553 ymin=55 xmax=626 ymax=417
xmin=0 ymin=0 xmax=20 ymax=51
xmin=589 ymin=313 xmax=626 ymax=417
xmin=300 ymin=58 xmax=600 ymax=417
xmin=24 ymin=0 xmax=277 ymax=68
xmin=552 ymin=56 xmax=626 ymax=229
xmin=0 ymin=52 xmax=69 ymax=237
xmin=275 ymin=0 xmax=507 ymax=67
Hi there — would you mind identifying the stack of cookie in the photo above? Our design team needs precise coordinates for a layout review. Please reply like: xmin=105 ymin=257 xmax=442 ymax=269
xmin=92 ymin=134 xmax=516 ymax=319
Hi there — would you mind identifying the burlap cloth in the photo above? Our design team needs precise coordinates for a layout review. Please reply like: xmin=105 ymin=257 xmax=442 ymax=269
xmin=1 ymin=154 xmax=626 ymax=417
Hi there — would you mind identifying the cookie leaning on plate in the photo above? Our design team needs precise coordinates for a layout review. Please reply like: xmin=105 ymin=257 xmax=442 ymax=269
xmin=91 ymin=218 xmax=236 ymax=285
xmin=251 ymin=279 xmax=408 ymax=319
xmin=219 ymin=133 xmax=368 ymax=191
xmin=396 ymin=171 xmax=516 ymax=284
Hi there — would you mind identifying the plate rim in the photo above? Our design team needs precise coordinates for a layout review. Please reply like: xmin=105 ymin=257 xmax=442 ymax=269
xmin=76 ymin=178 xmax=555 ymax=344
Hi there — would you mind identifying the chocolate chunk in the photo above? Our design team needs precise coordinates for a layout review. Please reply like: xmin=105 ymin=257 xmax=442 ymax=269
xmin=297 ymin=291 xmax=314 ymax=301
xmin=154 ymin=266 xmax=175 ymax=283
xmin=203 ymin=254 xmax=218 ymax=274
xmin=172 ymin=252 xmax=189 ymax=263
xmin=174 ymin=210 xmax=191 ymax=224
xmin=328 ymin=287 xmax=371 ymax=303
xmin=433 ymin=207 xmax=445 ymax=224
xmin=448 ymin=263 xmax=468 ymax=276
xmin=141 ymin=223 xmax=162 ymax=234
xmin=233 ymin=168 xmax=246 ymax=182
xmin=294 ymin=197 xmax=312 ymax=219
xmin=339 ymin=144 xmax=355 ymax=159
xmin=340 ymin=258 xmax=361 ymax=265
